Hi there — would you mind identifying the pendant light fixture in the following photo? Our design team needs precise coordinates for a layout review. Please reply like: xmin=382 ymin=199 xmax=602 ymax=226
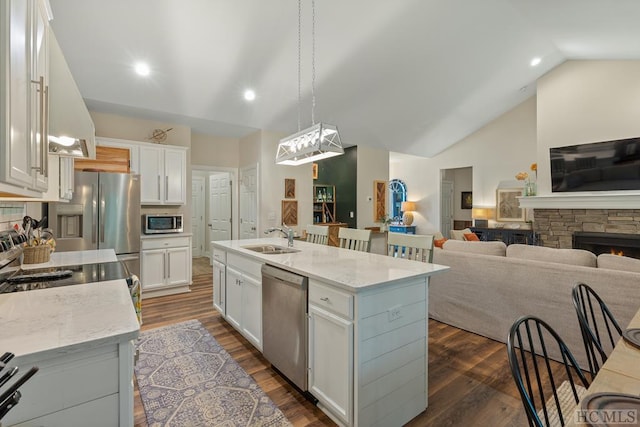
xmin=276 ymin=0 xmax=343 ymax=166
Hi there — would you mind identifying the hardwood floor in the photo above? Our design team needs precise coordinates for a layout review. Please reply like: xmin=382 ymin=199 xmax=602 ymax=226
xmin=134 ymin=258 xmax=528 ymax=426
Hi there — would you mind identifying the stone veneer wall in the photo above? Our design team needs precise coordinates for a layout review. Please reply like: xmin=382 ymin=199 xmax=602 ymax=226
xmin=534 ymin=209 xmax=640 ymax=248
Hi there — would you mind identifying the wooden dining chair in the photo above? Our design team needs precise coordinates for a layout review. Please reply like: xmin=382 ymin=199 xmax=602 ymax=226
xmin=387 ymin=232 xmax=434 ymax=263
xmin=507 ymin=315 xmax=590 ymax=427
xmin=305 ymin=224 xmax=329 ymax=245
xmin=572 ymin=283 xmax=623 ymax=380
xmin=338 ymin=228 xmax=372 ymax=252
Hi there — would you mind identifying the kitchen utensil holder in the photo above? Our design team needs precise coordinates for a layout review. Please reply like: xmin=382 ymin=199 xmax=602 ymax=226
xmin=22 ymin=245 xmax=50 ymax=264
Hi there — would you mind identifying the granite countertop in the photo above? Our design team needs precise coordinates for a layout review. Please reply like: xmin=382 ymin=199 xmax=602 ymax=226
xmin=0 ymin=249 xmax=139 ymax=364
xmin=141 ymin=232 xmax=193 ymax=240
xmin=20 ymin=249 xmax=118 ymax=270
xmin=212 ymin=238 xmax=449 ymax=292
xmin=0 ymin=279 xmax=139 ymax=364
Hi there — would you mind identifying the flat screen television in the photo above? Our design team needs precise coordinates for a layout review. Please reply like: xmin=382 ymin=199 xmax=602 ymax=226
xmin=550 ymin=137 xmax=640 ymax=192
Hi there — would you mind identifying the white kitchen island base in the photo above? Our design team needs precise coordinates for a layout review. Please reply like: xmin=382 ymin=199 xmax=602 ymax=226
xmin=212 ymin=238 xmax=447 ymax=427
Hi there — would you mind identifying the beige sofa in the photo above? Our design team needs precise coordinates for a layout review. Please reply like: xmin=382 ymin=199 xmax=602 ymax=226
xmin=430 ymin=241 xmax=640 ymax=366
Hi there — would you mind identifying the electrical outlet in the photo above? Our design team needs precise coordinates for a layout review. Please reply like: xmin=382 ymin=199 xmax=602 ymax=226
xmin=387 ymin=305 xmax=402 ymax=322
xmin=349 ymin=211 xmax=354 ymax=218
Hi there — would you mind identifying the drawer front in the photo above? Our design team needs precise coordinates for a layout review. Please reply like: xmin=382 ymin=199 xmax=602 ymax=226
xmin=212 ymin=248 xmax=226 ymax=263
xmin=309 ymin=279 xmax=353 ymax=320
xmin=227 ymin=253 xmax=262 ymax=278
xmin=141 ymin=236 xmax=191 ymax=250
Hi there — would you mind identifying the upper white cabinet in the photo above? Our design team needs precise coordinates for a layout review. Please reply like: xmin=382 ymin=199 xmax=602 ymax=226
xmin=0 ymin=0 xmax=50 ymax=196
xmin=139 ymin=144 xmax=187 ymax=205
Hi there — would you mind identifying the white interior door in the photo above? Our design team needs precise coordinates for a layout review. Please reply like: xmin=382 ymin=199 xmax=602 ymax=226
xmin=209 ymin=172 xmax=232 ymax=243
xmin=240 ymin=165 xmax=258 ymax=239
xmin=441 ymin=180 xmax=454 ymax=238
xmin=191 ymin=176 xmax=205 ymax=257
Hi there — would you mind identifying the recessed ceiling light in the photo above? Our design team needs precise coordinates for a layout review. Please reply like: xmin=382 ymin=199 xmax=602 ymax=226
xmin=243 ymin=89 xmax=256 ymax=101
xmin=135 ymin=62 xmax=150 ymax=76
xmin=530 ymin=57 xmax=541 ymax=67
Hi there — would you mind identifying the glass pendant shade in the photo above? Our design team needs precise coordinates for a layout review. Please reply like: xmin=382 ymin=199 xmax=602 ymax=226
xmin=276 ymin=123 xmax=343 ymax=165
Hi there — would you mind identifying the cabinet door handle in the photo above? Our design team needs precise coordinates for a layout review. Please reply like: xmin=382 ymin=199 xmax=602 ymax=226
xmin=30 ymin=76 xmax=47 ymax=175
xmin=157 ymin=175 xmax=161 ymax=200
xmin=43 ymin=84 xmax=49 ymax=177
xmin=320 ymin=297 xmax=329 ymax=302
xmin=167 ymin=252 xmax=171 ymax=278
xmin=165 ymin=176 xmax=169 ymax=200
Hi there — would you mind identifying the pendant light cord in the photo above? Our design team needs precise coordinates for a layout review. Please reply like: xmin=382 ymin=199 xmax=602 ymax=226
xmin=311 ymin=0 xmax=316 ymax=126
xmin=297 ymin=0 xmax=301 ymax=132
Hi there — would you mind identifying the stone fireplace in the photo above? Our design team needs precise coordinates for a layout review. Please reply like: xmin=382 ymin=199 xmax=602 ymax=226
xmin=533 ymin=208 xmax=640 ymax=250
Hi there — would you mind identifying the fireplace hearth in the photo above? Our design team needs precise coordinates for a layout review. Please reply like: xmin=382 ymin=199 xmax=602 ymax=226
xmin=573 ymin=232 xmax=640 ymax=259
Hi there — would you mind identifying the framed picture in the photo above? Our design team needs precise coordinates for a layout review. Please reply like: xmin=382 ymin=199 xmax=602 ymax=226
xmin=373 ymin=180 xmax=387 ymax=222
xmin=281 ymin=200 xmax=298 ymax=226
xmin=312 ymin=163 xmax=318 ymax=180
xmin=461 ymin=191 xmax=472 ymax=209
xmin=284 ymin=178 xmax=295 ymax=199
xmin=496 ymin=188 xmax=525 ymax=222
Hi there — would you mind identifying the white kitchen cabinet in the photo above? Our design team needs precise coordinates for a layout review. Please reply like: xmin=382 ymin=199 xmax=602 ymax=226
xmin=225 ymin=266 xmax=243 ymax=329
xmin=212 ymin=259 xmax=226 ymax=315
xmin=0 ymin=0 xmax=50 ymax=196
xmin=141 ymin=235 xmax=192 ymax=298
xmin=223 ymin=253 xmax=263 ymax=350
xmin=308 ymin=282 xmax=353 ymax=426
xmin=139 ymin=144 xmax=186 ymax=205
xmin=58 ymin=156 xmax=74 ymax=200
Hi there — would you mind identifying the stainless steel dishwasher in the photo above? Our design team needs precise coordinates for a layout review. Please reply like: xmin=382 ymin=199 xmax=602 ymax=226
xmin=262 ymin=264 xmax=308 ymax=391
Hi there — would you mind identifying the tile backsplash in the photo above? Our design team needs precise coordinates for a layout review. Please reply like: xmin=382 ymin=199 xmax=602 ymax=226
xmin=0 ymin=203 xmax=26 ymax=231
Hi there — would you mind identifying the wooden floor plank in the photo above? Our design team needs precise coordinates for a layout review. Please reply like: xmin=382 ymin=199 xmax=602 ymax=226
xmin=134 ymin=258 xmax=529 ymax=426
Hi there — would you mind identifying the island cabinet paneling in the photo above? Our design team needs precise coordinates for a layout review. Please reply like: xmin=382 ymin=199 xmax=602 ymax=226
xmin=356 ymin=279 xmax=428 ymax=427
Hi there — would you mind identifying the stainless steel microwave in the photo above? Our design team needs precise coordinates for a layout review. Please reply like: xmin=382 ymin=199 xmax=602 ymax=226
xmin=143 ymin=214 xmax=184 ymax=234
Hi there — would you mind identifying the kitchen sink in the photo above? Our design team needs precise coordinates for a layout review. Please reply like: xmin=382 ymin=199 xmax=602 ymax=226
xmin=241 ymin=245 xmax=300 ymax=255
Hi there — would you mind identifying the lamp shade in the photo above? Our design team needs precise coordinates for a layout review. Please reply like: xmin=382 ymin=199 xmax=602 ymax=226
xmin=401 ymin=201 xmax=416 ymax=212
xmin=276 ymin=123 xmax=343 ymax=165
xmin=471 ymin=207 xmax=494 ymax=219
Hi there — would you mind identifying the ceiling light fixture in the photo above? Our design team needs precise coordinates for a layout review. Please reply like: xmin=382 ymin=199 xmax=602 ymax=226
xmin=276 ymin=0 xmax=343 ymax=166
xmin=530 ymin=57 xmax=541 ymax=67
xmin=244 ymin=89 xmax=256 ymax=101
xmin=134 ymin=62 xmax=150 ymax=76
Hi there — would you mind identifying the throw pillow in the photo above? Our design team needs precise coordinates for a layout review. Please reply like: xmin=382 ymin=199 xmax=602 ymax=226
xmin=463 ymin=233 xmax=480 ymax=241
xmin=434 ymin=238 xmax=447 ymax=248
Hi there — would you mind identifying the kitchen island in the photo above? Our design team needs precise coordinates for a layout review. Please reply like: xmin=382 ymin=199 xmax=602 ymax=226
xmin=212 ymin=237 xmax=449 ymax=427
xmin=0 ymin=249 xmax=139 ymax=427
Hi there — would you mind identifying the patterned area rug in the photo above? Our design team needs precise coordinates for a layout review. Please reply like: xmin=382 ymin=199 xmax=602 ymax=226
xmin=135 ymin=319 xmax=292 ymax=427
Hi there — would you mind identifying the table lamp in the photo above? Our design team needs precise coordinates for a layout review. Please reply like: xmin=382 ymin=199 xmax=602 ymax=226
xmin=472 ymin=207 xmax=495 ymax=228
xmin=401 ymin=201 xmax=416 ymax=226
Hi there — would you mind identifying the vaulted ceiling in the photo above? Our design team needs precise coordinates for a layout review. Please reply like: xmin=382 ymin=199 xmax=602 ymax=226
xmin=48 ymin=0 xmax=640 ymax=158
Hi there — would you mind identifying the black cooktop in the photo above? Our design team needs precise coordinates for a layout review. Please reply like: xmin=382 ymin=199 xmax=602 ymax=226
xmin=0 ymin=261 xmax=129 ymax=293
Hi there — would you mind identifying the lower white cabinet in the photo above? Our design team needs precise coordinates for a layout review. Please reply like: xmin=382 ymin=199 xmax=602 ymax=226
xmin=4 ymin=340 xmax=135 ymax=427
xmin=308 ymin=280 xmax=354 ymax=426
xmin=220 ymin=253 xmax=263 ymax=350
xmin=141 ymin=235 xmax=192 ymax=298
xmin=212 ymin=259 xmax=226 ymax=314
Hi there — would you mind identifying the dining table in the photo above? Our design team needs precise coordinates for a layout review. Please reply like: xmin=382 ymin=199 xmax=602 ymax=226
xmin=565 ymin=306 xmax=640 ymax=426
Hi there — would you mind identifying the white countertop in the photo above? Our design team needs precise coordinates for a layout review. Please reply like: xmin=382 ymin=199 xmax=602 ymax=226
xmin=141 ymin=232 xmax=192 ymax=240
xmin=212 ymin=238 xmax=449 ymax=292
xmin=20 ymin=248 xmax=118 ymax=270
xmin=0 ymin=279 xmax=139 ymax=364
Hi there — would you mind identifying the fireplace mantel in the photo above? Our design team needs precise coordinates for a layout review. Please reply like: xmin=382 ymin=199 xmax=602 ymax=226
xmin=518 ymin=193 xmax=640 ymax=209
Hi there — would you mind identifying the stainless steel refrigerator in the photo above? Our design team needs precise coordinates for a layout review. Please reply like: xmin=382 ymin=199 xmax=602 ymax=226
xmin=49 ymin=172 xmax=141 ymax=278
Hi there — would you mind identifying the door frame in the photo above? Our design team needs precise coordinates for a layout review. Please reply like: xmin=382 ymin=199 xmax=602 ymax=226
xmin=192 ymin=165 xmax=238 ymax=260
xmin=191 ymin=175 xmax=206 ymax=257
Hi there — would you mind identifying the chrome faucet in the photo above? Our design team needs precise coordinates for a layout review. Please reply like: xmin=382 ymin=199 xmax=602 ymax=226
xmin=265 ymin=223 xmax=295 ymax=247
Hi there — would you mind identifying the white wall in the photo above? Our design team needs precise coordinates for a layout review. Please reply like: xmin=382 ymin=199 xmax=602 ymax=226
xmin=258 ymin=131 xmax=313 ymax=237
xmin=536 ymin=60 xmax=640 ymax=195
xmin=356 ymin=146 xmax=389 ymax=228
xmin=390 ymin=96 xmax=537 ymax=234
